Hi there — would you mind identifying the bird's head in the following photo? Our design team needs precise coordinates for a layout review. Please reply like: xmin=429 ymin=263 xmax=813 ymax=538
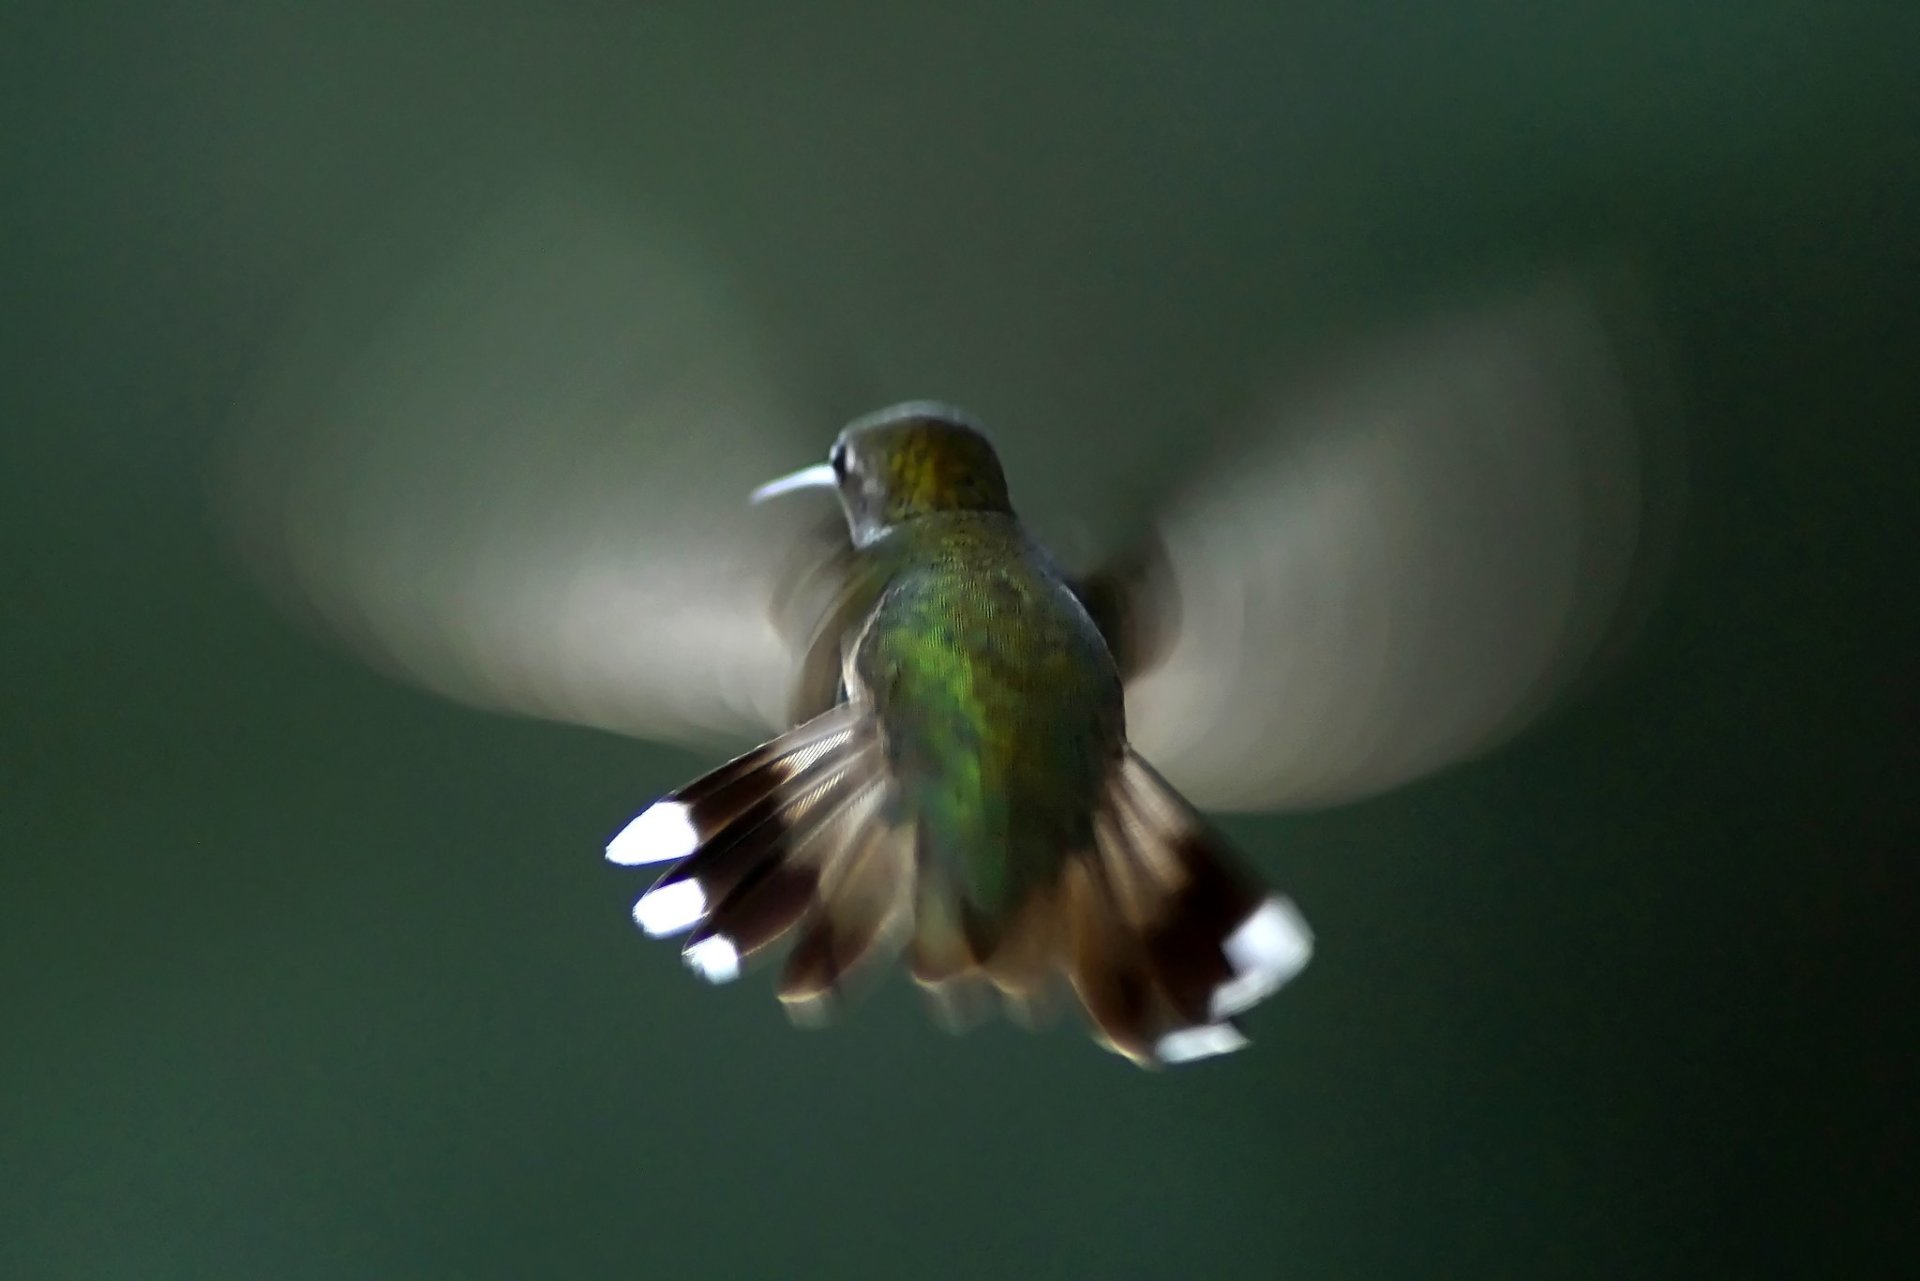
xmin=753 ymin=402 xmax=1012 ymax=546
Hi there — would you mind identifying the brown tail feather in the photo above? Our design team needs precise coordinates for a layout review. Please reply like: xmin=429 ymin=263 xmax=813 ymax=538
xmin=1061 ymin=855 xmax=1162 ymax=1062
xmin=612 ymin=720 xmax=1308 ymax=1065
xmin=1083 ymin=751 xmax=1313 ymax=1064
xmin=778 ymin=813 xmax=913 ymax=1023
xmin=614 ymin=706 xmax=887 ymax=976
xmin=936 ymin=750 xmax=1313 ymax=1066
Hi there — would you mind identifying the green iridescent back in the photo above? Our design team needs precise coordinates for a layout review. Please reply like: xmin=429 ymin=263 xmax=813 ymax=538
xmin=851 ymin=511 xmax=1125 ymax=933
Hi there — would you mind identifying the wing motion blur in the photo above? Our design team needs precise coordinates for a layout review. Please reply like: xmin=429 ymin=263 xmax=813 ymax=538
xmin=222 ymin=190 xmax=849 ymax=749
xmin=223 ymin=191 xmax=1674 ymax=809
xmin=1122 ymin=274 xmax=1675 ymax=810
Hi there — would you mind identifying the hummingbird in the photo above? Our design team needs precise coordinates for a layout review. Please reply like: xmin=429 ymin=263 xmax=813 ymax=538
xmin=220 ymin=196 xmax=1668 ymax=1066
xmin=604 ymin=403 xmax=1311 ymax=1064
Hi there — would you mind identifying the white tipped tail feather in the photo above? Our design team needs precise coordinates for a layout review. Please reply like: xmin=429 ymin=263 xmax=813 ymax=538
xmin=609 ymin=709 xmax=1312 ymax=1066
xmin=1155 ymin=1022 xmax=1252 ymax=1064
xmin=1212 ymin=897 xmax=1314 ymax=1020
xmin=605 ymin=802 xmax=700 ymax=866
xmin=632 ymin=879 xmax=707 ymax=937
xmin=683 ymin=936 xmax=742 ymax=984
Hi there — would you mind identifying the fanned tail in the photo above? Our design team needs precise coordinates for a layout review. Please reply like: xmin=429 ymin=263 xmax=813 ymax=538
xmin=606 ymin=704 xmax=912 ymax=1010
xmin=610 ymin=725 xmax=1310 ymax=1065
xmin=1066 ymin=751 xmax=1312 ymax=1064
xmin=909 ymin=749 xmax=1313 ymax=1067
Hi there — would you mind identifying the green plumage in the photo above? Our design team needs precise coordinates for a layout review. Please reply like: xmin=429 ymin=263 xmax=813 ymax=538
xmin=621 ymin=401 xmax=1311 ymax=1064
xmin=851 ymin=512 xmax=1124 ymax=929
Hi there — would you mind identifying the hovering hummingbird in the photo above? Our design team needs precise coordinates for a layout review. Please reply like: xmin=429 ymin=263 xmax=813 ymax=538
xmin=605 ymin=403 xmax=1311 ymax=1064
xmin=221 ymin=197 xmax=1668 ymax=1067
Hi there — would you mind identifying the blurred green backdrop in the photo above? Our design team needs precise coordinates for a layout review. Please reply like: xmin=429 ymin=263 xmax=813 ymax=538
xmin=2 ymin=3 xmax=1912 ymax=1278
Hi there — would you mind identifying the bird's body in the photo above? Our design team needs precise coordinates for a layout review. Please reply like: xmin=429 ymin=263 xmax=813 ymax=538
xmin=608 ymin=404 xmax=1312 ymax=1065
xmin=232 ymin=254 xmax=1658 ymax=1068
xmin=853 ymin=510 xmax=1123 ymax=934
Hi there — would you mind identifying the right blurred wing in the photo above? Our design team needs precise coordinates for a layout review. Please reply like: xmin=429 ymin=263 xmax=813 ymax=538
xmin=1124 ymin=271 xmax=1680 ymax=811
xmin=220 ymin=187 xmax=849 ymax=750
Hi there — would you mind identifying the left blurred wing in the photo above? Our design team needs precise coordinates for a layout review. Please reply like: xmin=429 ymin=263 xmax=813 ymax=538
xmin=221 ymin=186 xmax=849 ymax=749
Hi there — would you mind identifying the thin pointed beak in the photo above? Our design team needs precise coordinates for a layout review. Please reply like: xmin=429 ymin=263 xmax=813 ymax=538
xmin=749 ymin=462 xmax=838 ymax=504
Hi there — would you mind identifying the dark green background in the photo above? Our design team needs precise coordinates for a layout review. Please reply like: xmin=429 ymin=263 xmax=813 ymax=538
xmin=3 ymin=4 xmax=1912 ymax=1277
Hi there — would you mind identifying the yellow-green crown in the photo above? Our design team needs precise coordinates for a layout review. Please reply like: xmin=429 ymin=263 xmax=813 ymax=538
xmin=835 ymin=403 xmax=1012 ymax=541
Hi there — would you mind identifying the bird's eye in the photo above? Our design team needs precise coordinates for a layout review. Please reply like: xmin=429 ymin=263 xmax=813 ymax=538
xmin=829 ymin=442 xmax=848 ymax=478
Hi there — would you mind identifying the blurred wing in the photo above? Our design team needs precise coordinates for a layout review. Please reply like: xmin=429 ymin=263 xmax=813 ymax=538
xmin=1126 ymin=272 xmax=1679 ymax=810
xmin=220 ymin=187 xmax=846 ymax=748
